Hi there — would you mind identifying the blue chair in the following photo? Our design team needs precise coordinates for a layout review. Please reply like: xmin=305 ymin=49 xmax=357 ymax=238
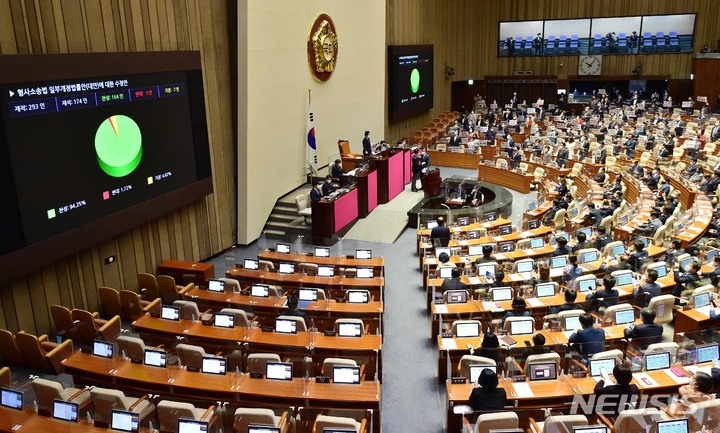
xmin=591 ymin=35 xmax=603 ymax=54
xmin=513 ymin=37 xmax=522 ymax=53
xmin=669 ymin=31 xmax=679 ymax=51
xmin=546 ymin=35 xmax=556 ymax=54
xmin=558 ymin=35 xmax=567 ymax=53
xmin=617 ymin=33 xmax=627 ymax=52
xmin=656 ymin=32 xmax=666 ymax=51
xmin=642 ymin=32 xmax=653 ymax=52
xmin=569 ymin=35 xmax=578 ymax=53
xmin=526 ymin=36 xmax=534 ymax=54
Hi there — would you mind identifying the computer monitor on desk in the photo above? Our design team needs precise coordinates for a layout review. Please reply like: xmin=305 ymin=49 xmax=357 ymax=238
xmin=276 ymin=243 xmax=291 ymax=254
xmin=469 ymin=365 xmax=497 ymax=383
xmin=356 ymin=249 xmax=372 ymax=259
xmin=278 ymin=263 xmax=295 ymax=274
xmin=315 ymin=247 xmax=330 ymax=257
xmin=693 ymin=292 xmax=711 ymax=308
xmin=589 ymin=358 xmax=615 ymax=377
xmin=251 ymin=284 xmax=270 ymax=297
xmin=144 ymin=349 xmax=167 ymax=368
xmin=333 ymin=366 xmax=361 ymax=384
xmin=213 ymin=313 xmax=235 ymax=328
xmin=435 ymin=247 xmax=451 ymax=258
xmin=208 ymin=279 xmax=225 ymax=292
xmin=298 ymin=288 xmax=319 ymax=302
xmin=275 ymin=318 xmax=298 ymax=334
xmin=317 ymin=265 xmax=335 ymax=277
xmin=457 ymin=217 xmax=470 ymax=226
xmin=467 ymin=230 xmax=480 ymax=240
xmin=577 ymin=227 xmax=593 ymax=239
xmin=579 ymin=250 xmax=598 ymax=263
xmin=244 ymin=259 xmax=259 ymax=270
xmin=93 ymin=340 xmax=114 ymax=358
xmin=426 ymin=220 xmax=439 ymax=229
xmin=573 ymin=425 xmax=609 ymax=433
xmin=499 ymin=225 xmax=512 ymax=235
xmin=614 ymin=309 xmax=635 ymax=325
xmin=645 ymin=352 xmax=671 ymax=371
xmin=509 ymin=319 xmax=534 ymax=335
xmin=528 ymin=220 xmax=541 ymax=230
xmin=529 ymin=362 xmax=557 ymax=381
xmin=485 ymin=212 xmax=497 ymax=221
xmin=499 ymin=241 xmax=514 ymax=252
xmin=266 ymin=362 xmax=292 ymax=381
xmin=535 ymin=283 xmax=555 ymax=298
xmin=53 ymin=399 xmax=79 ymax=422
xmin=0 ymin=388 xmax=23 ymax=410
xmin=564 ymin=315 xmax=581 ymax=331
xmin=477 ymin=264 xmax=496 ymax=279
xmin=356 ymin=267 xmax=374 ymax=278
xmin=178 ymin=419 xmax=210 ymax=433
xmin=201 ymin=356 xmax=227 ymax=375
xmin=550 ymin=255 xmax=567 ymax=269
xmin=161 ymin=305 xmax=180 ymax=321
xmin=468 ymin=245 xmax=483 ymax=255
xmin=347 ymin=290 xmax=370 ymax=303
xmin=530 ymin=238 xmax=544 ymax=249
xmin=656 ymin=419 xmax=688 ymax=433
xmin=696 ymin=344 xmax=720 ymax=363
xmin=456 ymin=322 xmax=481 ymax=338
xmin=111 ymin=409 xmax=140 ymax=432
xmin=576 ymin=278 xmax=596 ymax=293
xmin=439 ymin=267 xmax=453 ymax=279
xmin=248 ymin=426 xmax=281 ymax=433
xmin=647 ymin=263 xmax=667 ymax=278
xmin=491 ymin=287 xmax=513 ymax=302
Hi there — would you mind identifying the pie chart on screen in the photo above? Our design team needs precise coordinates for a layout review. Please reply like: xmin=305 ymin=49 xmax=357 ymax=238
xmin=94 ymin=115 xmax=143 ymax=177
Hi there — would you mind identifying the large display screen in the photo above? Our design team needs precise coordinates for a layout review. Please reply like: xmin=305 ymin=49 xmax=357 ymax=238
xmin=388 ymin=45 xmax=434 ymax=122
xmin=0 ymin=52 xmax=212 ymax=282
xmin=498 ymin=14 xmax=695 ymax=57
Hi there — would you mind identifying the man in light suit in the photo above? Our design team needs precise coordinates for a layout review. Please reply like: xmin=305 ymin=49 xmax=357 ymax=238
xmin=362 ymin=130 xmax=372 ymax=156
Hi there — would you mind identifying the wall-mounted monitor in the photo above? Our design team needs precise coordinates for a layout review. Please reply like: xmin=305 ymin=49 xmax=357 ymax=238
xmin=388 ymin=45 xmax=434 ymax=122
xmin=0 ymin=51 xmax=212 ymax=283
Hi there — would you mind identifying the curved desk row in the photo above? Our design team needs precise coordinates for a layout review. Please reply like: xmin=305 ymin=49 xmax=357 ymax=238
xmin=477 ymin=164 xmax=534 ymax=194
xmin=258 ymin=250 xmax=385 ymax=272
xmin=62 ymin=351 xmax=381 ymax=433
xmin=226 ymin=267 xmax=384 ymax=297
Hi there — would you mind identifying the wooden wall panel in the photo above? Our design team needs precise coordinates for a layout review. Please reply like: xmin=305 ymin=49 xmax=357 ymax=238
xmin=386 ymin=0 xmax=719 ymax=142
xmin=0 ymin=0 xmax=236 ymax=336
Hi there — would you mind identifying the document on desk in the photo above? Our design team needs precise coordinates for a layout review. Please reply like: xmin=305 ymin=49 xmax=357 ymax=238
xmin=526 ymin=297 xmax=545 ymax=307
xmin=482 ymin=302 xmax=504 ymax=312
xmin=694 ymin=305 xmax=713 ymax=318
xmin=441 ymin=338 xmax=457 ymax=350
xmin=494 ymin=253 xmax=506 ymax=260
xmin=663 ymin=369 xmax=691 ymax=384
xmin=467 ymin=277 xmax=481 ymax=285
xmin=512 ymin=382 xmax=534 ymax=397
xmin=685 ymin=365 xmax=713 ymax=376
xmin=493 ymin=236 xmax=505 ymax=242
xmin=633 ymin=373 xmax=658 ymax=388
xmin=435 ymin=304 xmax=449 ymax=314
xmin=457 ymin=240 xmax=468 ymax=246
xmin=426 ymin=258 xmax=437 ymax=265
xmin=519 ymin=232 xmax=532 ymax=238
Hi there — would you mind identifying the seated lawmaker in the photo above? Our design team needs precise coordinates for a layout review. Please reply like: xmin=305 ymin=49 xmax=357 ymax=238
xmin=440 ymin=268 xmax=467 ymax=293
xmin=322 ymin=175 xmax=338 ymax=196
xmin=551 ymin=289 xmax=580 ymax=314
xmin=593 ymin=363 xmax=638 ymax=417
xmin=568 ymin=313 xmax=605 ymax=359
xmin=331 ymin=159 xmax=344 ymax=179
xmin=583 ymin=203 xmax=603 ymax=227
xmin=550 ymin=236 xmax=571 ymax=257
xmin=502 ymin=297 xmax=530 ymax=324
xmin=624 ymin=308 xmax=663 ymax=350
xmin=469 ymin=367 xmax=507 ymax=412
xmin=634 ymin=269 xmax=661 ymax=308
xmin=310 ymin=182 xmax=324 ymax=202
xmin=586 ymin=275 xmax=619 ymax=311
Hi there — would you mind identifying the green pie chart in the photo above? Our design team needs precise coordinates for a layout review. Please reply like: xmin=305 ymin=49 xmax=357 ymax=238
xmin=94 ymin=115 xmax=142 ymax=177
xmin=410 ymin=68 xmax=420 ymax=93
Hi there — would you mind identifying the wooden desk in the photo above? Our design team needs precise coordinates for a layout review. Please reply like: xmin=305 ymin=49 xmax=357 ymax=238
xmin=478 ymin=164 xmax=533 ymax=194
xmin=0 ymin=406 xmax=122 ymax=433
xmin=62 ymin=351 xmax=381 ymax=433
xmin=258 ymin=250 xmax=385 ymax=274
xmin=131 ymin=314 xmax=383 ymax=380
xmin=311 ymin=187 xmax=359 ymax=240
xmin=426 ymin=149 xmax=480 ymax=170
xmin=157 ymin=260 xmax=215 ymax=284
xmin=225 ymin=267 xmax=384 ymax=297
xmin=674 ymin=307 xmax=718 ymax=333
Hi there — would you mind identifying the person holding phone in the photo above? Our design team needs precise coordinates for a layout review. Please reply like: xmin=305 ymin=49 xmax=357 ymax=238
xmin=593 ymin=363 xmax=638 ymax=416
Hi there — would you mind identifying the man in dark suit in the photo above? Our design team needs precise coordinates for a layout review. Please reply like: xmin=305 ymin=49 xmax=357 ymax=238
xmin=586 ymin=275 xmax=619 ymax=311
xmin=449 ymin=131 xmax=462 ymax=148
xmin=593 ymin=363 xmax=639 ymax=416
xmin=441 ymin=268 xmax=468 ymax=293
xmin=594 ymin=226 xmax=613 ymax=251
xmin=572 ymin=232 xmax=594 ymax=252
xmin=628 ymin=240 xmax=649 ymax=272
xmin=362 ymin=130 xmax=372 ymax=156
xmin=568 ymin=313 xmax=605 ymax=359
xmin=331 ymin=159 xmax=344 ymax=179
xmin=282 ymin=294 xmax=309 ymax=323
xmin=551 ymin=237 xmax=571 ymax=257
xmin=624 ymin=308 xmax=663 ymax=349
xmin=551 ymin=289 xmax=580 ymax=314
xmin=584 ymin=202 xmax=603 ymax=227
xmin=321 ymin=175 xmax=337 ymax=196
xmin=411 ymin=148 xmax=423 ymax=192
xmin=309 ymin=182 xmax=324 ymax=202
xmin=556 ymin=143 xmax=570 ymax=168
xmin=634 ymin=269 xmax=661 ymax=307
xmin=672 ymin=260 xmax=701 ymax=298
xmin=468 ymin=184 xmax=484 ymax=207
xmin=430 ymin=217 xmax=451 ymax=247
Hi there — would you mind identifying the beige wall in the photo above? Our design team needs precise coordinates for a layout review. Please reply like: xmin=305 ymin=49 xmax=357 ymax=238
xmin=237 ymin=0 xmax=386 ymax=244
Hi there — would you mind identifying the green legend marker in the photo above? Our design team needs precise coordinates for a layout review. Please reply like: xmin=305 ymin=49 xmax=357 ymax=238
xmin=95 ymin=115 xmax=143 ymax=177
xmin=410 ymin=68 xmax=420 ymax=93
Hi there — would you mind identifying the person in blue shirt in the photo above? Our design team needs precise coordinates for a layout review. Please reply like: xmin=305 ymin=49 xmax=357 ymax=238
xmin=568 ymin=313 xmax=605 ymax=359
xmin=502 ymin=297 xmax=530 ymax=324
xmin=564 ymin=255 xmax=583 ymax=283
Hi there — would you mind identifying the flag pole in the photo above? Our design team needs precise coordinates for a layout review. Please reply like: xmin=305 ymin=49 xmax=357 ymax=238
xmin=306 ymin=88 xmax=317 ymax=176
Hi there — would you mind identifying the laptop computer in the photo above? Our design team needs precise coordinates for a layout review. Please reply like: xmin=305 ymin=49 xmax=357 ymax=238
xmin=111 ymin=409 xmax=140 ymax=432
xmin=656 ymin=419 xmax=688 ymax=433
xmin=347 ymin=290 xmax=369 ymax=303
xmin=469 ymin=365 xmax=497 ymax=383
xmin=356 ymin=249 xmax=372 ymax=259
xmin=564 ymin=315 xmax=582 ymax=331
xmin=509 ymin=319 xmax=534 ymax=336
xmin=314 ymin=247 xmax=330 ymax=257
xmin=438 ymin=267 xmax=454 ymax=279
xmin=0 ymin=388 xmax=23 ymax=410
xmin=455 ymin=322 xmax=480 ymax=338
xmin=52 ymin=399 xmax=79 ymax=422
xmin=550 ymin=256 xmax=567 ymax=269
xmin=333 ymin=366 xmax=361 ymax=384
xmin=528 ymin=220 xmax=541 ymax=230
xmin=588 ymin=357 xmax=616 ymax=377
xmin=93 ymin=340 xmax=114 ymax=358
xmin=161 ymin=305 xmax=180 ymax=321
xmin=178 ymin=418 xmax=209 ymax=433
xmin=337 ymin=322 xmax=363 ymax=337
xmin=356 ymin=267 xmax=374 ymax=278
xmin=645 ymin=352 xmax=671 ymax=371
xmin=696 ymin=343 xmax=720 ymax=363
xmin=276 ymin=243 xmax=291 ymax=254
xmin=614 ymin=309 xmax=635 ymax=325
xmin=243 ymin=259 xmax=259 ymax=270
xmin=491 ymin=287 xmax=513 ymax=302
xmin=576 ymin=278 xmax=596 ymax=293
xmin=275 ymin=318 xmax=298 ymax=334
xmin=207 ymin=279 xmax=225 ymax=292
xmin=445 ymin=290 xmax=468 ymax=304
xmin=248 ymin=426 xmax=281 ymax=433
xmin=530 ymin=238 xmax=544 ymax=249
xmin=278 ymin=263 xmax=295 ymax=274
xmin=213 ymin=313 xmax=235 ymax=328
xmin=143 ymin=349 xmax=167 ymax=368
xmin=251 ymin=284 xmax=270 ymax=297
xmin=201 ymin=356 xmax=227 ymax=375
xmin=266 ymin=362 xmax=292 ymax=381
xmin=317 ymin=265 xmax=335 ymax=277
xmin=528 ymin=362 xmax=557 ymax=381
xmin=535 ymin=283 xmax=555 ymax=298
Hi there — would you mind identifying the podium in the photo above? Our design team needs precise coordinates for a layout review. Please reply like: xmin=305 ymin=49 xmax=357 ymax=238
xmin=423 ymin=168 xmax=442 ymax=198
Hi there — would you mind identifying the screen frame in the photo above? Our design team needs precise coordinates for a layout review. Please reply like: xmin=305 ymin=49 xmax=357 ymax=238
xmin=0 ymin=387 xmax=23 ymax=411
xmin=111 ymin=409 xmax=140 ymax=433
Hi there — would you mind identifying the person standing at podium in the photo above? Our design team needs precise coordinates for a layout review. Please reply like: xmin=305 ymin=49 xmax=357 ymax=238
xmin=362 ymin=131 xmax=372 ymax=156
xmin=411 ymin=148 xmax=423 ymax=192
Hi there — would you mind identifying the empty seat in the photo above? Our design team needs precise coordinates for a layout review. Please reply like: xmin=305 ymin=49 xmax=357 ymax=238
xmin=119 ymin=290 xmax=151 ymax=321
xmin=467 ymin=412 xmax=519 ymax=433
xmin=218 ymin=308 xmax=251 ymax=327
xmin=0 ymin=367 xmax=10 ymax=387
xmin=50 ymin=304 xmax=80 ymax=342
xmin=296 ymin=194 xmax=312 ymax=224
xmin=0 ymin=329 xmax=24 ymax=365
xmin=137 ymin=273 xmax=160 ymax=301
xmin=175 ymin=343 xmax=208 ymax=371
xmin=322 ymin=357 xmax=358 ymax=376
xmin=15 ymin=331 xmax=73 ymax=374
xmin=157 ymin=400 xmax=216 ymax=432
xmin=529 ymin=414 xmax=588 ymax=433
xmin=158 ymin=275 xmax=190 ymax=304
xmin=246 ymin=353 xmax=282 ymax=375
xmin=234 ymin=408 xmax=288 ymax=433
xmin=313 ymin=414 xmax=365 ymax=433
xmin=116 ymin=335 xmax=147 ymax=363
xmin=173 ymin=300 xmax=202 ymax=321
xmin=98 ymin=287 xmax=125 ymax=319
xmin=32 ymin=377 xmax=91 ymax=416
xmin=90 ymin=387 xmax=155 ymax=427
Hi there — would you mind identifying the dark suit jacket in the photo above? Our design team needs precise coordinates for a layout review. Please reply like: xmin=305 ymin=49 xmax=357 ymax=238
xmin=594 ymin=234 xmax=613 ymax=250
xmin=441 ymin=278 xmax=468 ymax=292
xmin=310 ymin=188 xmax=323 ymax=202
xmin=469 ymin=387 xmax=507 ymax=412
xmin=430 ymin=225 xmax=451 ymax=247
xmin=569 ymin=327 xmax=605 ymax=357
xmin=322 ymin=181 xmax=336 ymax=197
xmin=550 ymin=245 xmax=571 ymax=257
xmin=635 ymin=282 xmax=661 ymax=307
xmin=586 ymin=289 xmax=619 ymax=309
xmin=449 ymin=135 xmax=462 ymax=147
xmin=331 ymin=165 xmax=344 ymax=179
xmin=584 ymin=209 xmax=603 ymax=227
xmin=594 ymin=381 xmax=639 ymax=416
xmin=362 ymin=136 xmax=372 ymax=155
xmin=624 ymin=323 xmax=663 ymax=349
